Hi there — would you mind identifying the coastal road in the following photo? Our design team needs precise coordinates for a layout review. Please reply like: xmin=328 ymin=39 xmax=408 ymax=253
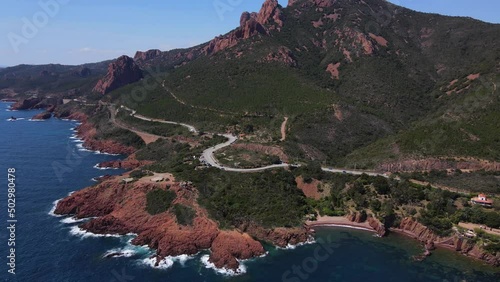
xmin=118 ymin=105 xmax=389 ymax=177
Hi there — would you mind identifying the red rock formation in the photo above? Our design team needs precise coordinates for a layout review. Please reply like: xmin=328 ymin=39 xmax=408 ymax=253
xmin=239 ymin=222 xmax=313 ymax=247
xmin=203 ymin=0 xmax=285 ymax=55
xmin=260 ymin=46 xmax=298 ymax=67
xmin=209 ymin=231 xmax=265 ymax=270
xmin=76 ymin=118 xmax=137 ymax=155
xmin=134 ymin=49 xmax=162 ymax=62
xmin=97 ymin=154 xmax=152 ymax=170
xmin=368 ymin=217 xmax=387 ymax=237
xmin=257 ymin=0 xmax=284 ymax=27
xmin=10 ymin=97 xmax=42 ymax=110
xmin=93 ymin=55 xmax=143 ymax=95
xmin=55 ymin=177 xmax=309 ymax=270
xmin=326 ymin=62 xmax=341 ymax=79
xmin=394 ymin=217 xmax=499 ymax=266
xmin=31 ymin=111 xmax=52 ymax=120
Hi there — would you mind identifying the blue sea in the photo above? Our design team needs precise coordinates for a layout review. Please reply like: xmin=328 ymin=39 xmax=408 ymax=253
xmin=0 ymin=102 xmax=498 ymax=282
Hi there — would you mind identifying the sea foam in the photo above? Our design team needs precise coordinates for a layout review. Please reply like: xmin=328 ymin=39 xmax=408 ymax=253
xmin=200 ymin=255 xmax=247 ymax=276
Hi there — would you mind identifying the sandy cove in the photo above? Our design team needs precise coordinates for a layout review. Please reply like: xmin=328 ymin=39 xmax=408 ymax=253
xmin=306 ymin=216 xmax=379 ymax=233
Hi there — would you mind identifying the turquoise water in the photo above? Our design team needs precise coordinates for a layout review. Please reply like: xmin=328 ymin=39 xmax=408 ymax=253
xmin=0 ymin=102 xmax=498 ymax=282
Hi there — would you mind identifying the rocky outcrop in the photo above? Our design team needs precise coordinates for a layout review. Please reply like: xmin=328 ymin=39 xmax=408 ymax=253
xmin=326 ymin=62 xmax=341 ymax=79
xmin=260 ymin=46 xmax=297 ymax=67
xmin=31 ymin=111 xmax=52 ymax=120
xmin=10 ymin=97 xmax=42 ymax=110
xmin=256 ymin=0 xmax=284 ymax=27
xmin=203 ymin=13 xmax=267 ymax=55
xmin=134 ymin=49 xmax=162 ymax=63
xmin=367 ymin=216 xmax=387 ymax=237
xmin=394 ymin=217 xmax=499 ymax=266
xmin=203 ymin=0 xmax=284 ymax=55
xmin=97 ymin=154 xmax=152 ymax=170
xmin=55 ymin=177 xmax=308 ymax=270
xmin=378 ymin=158 xmax=500 ymax=172
xmin=209 ymin=231 xmax=265 ymax=270
xmin=239 ymin=222 xmax=312 ymax=248
xmin=93 ymin=55 xmax=143 ymax=95
xmin=76 ymin=117 xmax=137 ymax=155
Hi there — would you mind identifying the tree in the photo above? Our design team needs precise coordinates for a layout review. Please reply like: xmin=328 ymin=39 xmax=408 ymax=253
xmin=373 ymin=176 xmax=390 ymax=194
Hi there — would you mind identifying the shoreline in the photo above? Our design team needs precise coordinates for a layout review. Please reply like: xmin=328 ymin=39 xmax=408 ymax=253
xmin=306 ymin=216 xmax=377 ymax=233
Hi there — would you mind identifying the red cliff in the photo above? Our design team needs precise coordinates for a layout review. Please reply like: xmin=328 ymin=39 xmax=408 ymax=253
xmin=55 ymin=177 xmax=305 ymax=270
xmin=394 ymin=217 xmax=499 ymax=266
xmin=93 ymin=55 xmax=143 ymax=95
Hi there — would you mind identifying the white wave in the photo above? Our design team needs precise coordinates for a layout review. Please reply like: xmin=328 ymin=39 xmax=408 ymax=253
xmin=93 ymin=163 xmax=118 ymax=170
xmin=141 ymin=253 xmax=196 ymax=269
xmin=103 ymin=249 xmax=137 ymax=258
xmin=48 ymin=199 xmax=63 ymax=217
xmin=69 ymin=226 xmax=122 ymax=239
xmin=200 ymin=255 xmax=247 ymax=276
xmin=277 ymin=236 xmax=316 ymax=250
xmin=28 ymin=119 xmax=46 ymax=122
xmin=76 ymin=143 xmax=92 ymax=152
xmin=141 ymin=257 xmax=174 ymax=269
xmin=60 ymin=217 xmax=90 ymax=224
xmin=93 ymin=151 xmax=121 ymax=156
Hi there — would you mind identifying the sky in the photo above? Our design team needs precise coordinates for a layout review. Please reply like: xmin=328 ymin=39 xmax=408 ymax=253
xmin=0 ymin=0 xmax=499 ymax=67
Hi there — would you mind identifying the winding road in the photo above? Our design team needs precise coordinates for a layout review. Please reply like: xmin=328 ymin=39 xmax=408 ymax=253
xmin=116 ymin=105 xmax=388 ymax=177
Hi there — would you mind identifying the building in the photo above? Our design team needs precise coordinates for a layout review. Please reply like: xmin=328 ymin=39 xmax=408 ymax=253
xmin=471 ymin=194 xmax=493 ymax=207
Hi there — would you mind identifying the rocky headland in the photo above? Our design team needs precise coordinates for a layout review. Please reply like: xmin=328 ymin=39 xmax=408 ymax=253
xmin=54 ymin=175 xmax=312 ymax=271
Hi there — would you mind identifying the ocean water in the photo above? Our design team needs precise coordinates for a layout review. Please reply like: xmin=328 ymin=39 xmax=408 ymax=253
xmin=0 ymin=102 xmax=498 ymax=282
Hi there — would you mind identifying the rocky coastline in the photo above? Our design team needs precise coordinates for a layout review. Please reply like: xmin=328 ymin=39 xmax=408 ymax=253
xmin=392 ymin=217 xmax=500 ymax=266
xmin=54 ymin=175 xmax=312 ymax=271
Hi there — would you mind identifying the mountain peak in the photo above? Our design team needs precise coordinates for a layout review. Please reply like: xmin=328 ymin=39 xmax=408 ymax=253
xmin=257 ymin=0 xmax=283 ymax=27
xmin=93 ymin=55 xmax=143 ymax=95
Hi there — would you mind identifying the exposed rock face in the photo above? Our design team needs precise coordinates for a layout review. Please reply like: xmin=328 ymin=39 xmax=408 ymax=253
xmin=76 ymin=116 xmax=137 ymax=155
xmin=345 ymin=212 xmax=387 ymax=236
xmin=260 ymin=46 xmax=297 ymax=67
xmin=239 ymin=222 xmax=313 ymax=248
xmin=257 ymin=0 xmax=283 ymax=27
xmin=93 ymin=55 xmax=143 ymax=95
xmin=31 ymin=111 xmax=52 ymax=120
xmin=367 ymin=217 xmax=387 ymax=237
xmin=55 ymin=178 xmax=297 ymax=270
xmin=395 ymin=217 xmax=499 ymax=266
xmin=378 ymin=158 xmax=500 ymax=172
xmin=10 ymin=97 xmax=42 ymax=110
xmin=203 ymin=0 xmax=284 ymax=55
xmin=326 ymin=62 xmax=341 ymax=79
xmin=134 ymin=49 xmax=162 ymax=63
xmin=210 ymin=231 xmax=265 ymax=270
xmin=97 ymin=154 xmax=152 ymax=170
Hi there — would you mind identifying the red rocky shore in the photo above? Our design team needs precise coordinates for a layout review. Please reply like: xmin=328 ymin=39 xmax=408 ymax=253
xmin=392 ymin=217 xmax=499 ymax=266
xmin=54 ymin=177 xmax=312 ymax=270
xmin=60 ymin=111 xmax=137 ymax=155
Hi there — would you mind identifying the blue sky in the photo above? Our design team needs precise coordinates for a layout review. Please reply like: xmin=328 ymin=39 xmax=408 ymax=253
xmin=0 ymin=0 xmax=498 ymax=66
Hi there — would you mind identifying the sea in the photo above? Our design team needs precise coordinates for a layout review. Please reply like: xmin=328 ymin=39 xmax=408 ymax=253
xmin=0 ymin=101 xmax=498 ymax=282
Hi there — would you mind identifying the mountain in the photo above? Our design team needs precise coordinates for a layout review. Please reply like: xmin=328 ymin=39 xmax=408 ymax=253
xmin=3 ymin=0 xmax=500 ymax=170
xmin=110 ymin=0 xmax=499 ymax=169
